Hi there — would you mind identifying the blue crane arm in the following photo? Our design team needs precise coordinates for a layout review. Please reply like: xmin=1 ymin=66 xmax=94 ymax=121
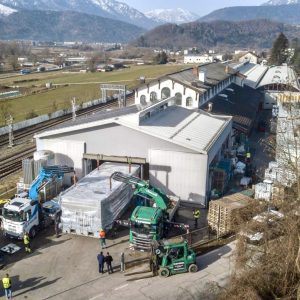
xmin=28 ymin=166 xmax=73 ymax=201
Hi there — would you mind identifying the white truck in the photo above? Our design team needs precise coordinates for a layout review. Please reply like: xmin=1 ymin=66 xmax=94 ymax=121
xmin=2 ymin=166 xmax=71 ymax=239
xmin=2 ymin=198 xmax=41 ymax=239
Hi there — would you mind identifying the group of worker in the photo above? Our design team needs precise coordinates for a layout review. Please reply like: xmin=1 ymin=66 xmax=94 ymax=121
xmin=97 ymin=229 xmax=125 ymax=274
xmin=97 ymin=251 xmax=114 ymax=274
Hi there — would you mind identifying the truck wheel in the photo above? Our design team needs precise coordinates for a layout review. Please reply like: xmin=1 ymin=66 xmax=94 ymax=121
xmin=29 ymin=227 xmax=36 ymax=239
xmin=158 ymin=267 xmax=170 ymax=278
xmin=188 ymin=264 xmax=198 ymax=273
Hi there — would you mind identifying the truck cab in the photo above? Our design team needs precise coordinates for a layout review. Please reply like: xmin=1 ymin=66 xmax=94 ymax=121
xmin=2 ymin=198 xmax=39 ymax=239
xmin=129 ymin=206 xmax=166 ymax=251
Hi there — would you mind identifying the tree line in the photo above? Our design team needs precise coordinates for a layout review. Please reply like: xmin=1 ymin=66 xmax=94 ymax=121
xmin=269 ymin=32 xmax=300 ymax=72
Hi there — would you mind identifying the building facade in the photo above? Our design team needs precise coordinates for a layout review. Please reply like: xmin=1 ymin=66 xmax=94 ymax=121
xmin=135 ymin=62 xmax=237 ymax=110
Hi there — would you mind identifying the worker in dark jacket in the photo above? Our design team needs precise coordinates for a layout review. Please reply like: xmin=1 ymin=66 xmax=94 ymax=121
xmin=97 ymin=252 xmax=105 ymax=274
xmin=105 ymin=252 xmax=113 ymax=274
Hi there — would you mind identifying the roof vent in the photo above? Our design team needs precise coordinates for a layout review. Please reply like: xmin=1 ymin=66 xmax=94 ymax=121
xmin=208 ymin=102 xmax=213 ymax=112
xmin=199 ymin=68 xmax=206 ymax=82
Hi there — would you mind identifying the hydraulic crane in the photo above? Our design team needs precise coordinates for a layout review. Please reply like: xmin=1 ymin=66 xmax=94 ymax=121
xmin=111 ymin=172 xmax=184 ymax=251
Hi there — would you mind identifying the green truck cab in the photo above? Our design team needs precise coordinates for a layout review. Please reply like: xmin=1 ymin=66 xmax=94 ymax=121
xmin=129 ymin=206 xmax=166 ymax=251
xmin=111 ymin=172 xmax=180 ymax=251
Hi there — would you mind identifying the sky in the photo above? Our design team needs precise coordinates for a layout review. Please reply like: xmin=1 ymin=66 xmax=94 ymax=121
xmin=122 ymin=0 xmax=266 ymax=16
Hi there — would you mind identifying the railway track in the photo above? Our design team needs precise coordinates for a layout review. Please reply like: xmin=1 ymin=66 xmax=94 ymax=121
xmin=0 ymin=95 xmax=133 ymax=180
xmin=0 ymin=160 xmax=25 ymax=180
xmin=0 ymin=96 xmax=131 ymax=148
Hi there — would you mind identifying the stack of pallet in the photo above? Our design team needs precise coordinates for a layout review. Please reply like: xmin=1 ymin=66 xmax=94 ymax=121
xmin=208 ymin=193 xmax=254 ymax=236
xmin=272 ymin=184 xmax=285 ymax=204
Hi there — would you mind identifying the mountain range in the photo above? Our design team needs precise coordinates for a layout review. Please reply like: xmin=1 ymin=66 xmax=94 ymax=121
xmin=145 ymin=8 xmax=199 ymax=24
xmin=262 ymin=0 xmax=300 ymax=5
xmin=199 ymin=2 xmax=300 ymax=25
xmin=134 ymin=19 xmax=300 ymax=50
xmin=0 ymin=3 xmax=15 ymax=15
xmin=0 ymin=10 xmax=145 ymax=42
xmin=0 ymin=0 xmax=159 ymax=29
xmin=1 ymin=0 xmax=300 ymax=44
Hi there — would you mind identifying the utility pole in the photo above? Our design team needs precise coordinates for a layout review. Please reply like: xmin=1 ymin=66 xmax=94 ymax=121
xmin=71 ymin=97 xmax=76 ymax=121
xmin=7 ymin=114 xmax=14 ymax=148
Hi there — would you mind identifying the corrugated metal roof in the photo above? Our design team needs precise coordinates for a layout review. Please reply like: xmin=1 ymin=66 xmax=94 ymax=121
xmin=168 ymin=63 xmax=235 ymax=88
xmin=36 ymin=104 xmax=231 ymax=154
xmin=257 ymin=65 xmax=300 ymax=90
xmin=119 ymin=106 xmax=231 ymax=153
xmin=37 ymin=104 xmax=140 ymax=134
xmin=136 ymin=62 xmax=237 ymax=95
xmin=201 ymin=83 xmax=261 ymax=133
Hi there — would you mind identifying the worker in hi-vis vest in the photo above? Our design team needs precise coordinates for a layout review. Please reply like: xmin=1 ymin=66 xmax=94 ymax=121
xmin=24 ymin=232 xmax=31 ymax=253
xmin=99 ymin=229 xmax=106 ymax=249
xmin=2 ymin=273 xmax=12 ymax=300
xmin=193 ymin=208 xmax=200 ymax=228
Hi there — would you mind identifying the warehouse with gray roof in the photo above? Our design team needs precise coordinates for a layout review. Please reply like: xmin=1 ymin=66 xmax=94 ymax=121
xmin=35 ymin=98 xmax=232 ymax=207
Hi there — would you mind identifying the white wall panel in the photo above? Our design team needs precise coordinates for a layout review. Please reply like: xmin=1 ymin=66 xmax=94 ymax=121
xmin=149 ymin=149 xmax=208 ymax=206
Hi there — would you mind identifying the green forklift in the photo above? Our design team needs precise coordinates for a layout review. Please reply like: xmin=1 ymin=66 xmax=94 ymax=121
xmin=151 ymin=238 xmax=198 ymax=277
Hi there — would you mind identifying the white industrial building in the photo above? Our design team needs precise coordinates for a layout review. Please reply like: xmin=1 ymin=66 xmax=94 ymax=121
xmin=184 ymin=54 xmax=215 ymax=64
xmin=35 ymin=99 xmax=232 ymax=206
xmin=135 ymin=62 xmax=237 ymax=109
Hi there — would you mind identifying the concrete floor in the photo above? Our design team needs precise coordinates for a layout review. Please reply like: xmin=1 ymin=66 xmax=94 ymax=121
xmin=0 ymin=231 xmax=235 ymax=300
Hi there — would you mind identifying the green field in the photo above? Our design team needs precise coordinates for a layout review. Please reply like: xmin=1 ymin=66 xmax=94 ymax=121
xmin=0 ymin=64 xmax=187 ymax=125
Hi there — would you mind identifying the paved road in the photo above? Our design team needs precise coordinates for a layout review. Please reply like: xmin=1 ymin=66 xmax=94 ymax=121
xmin=1 ymin=234 xmax=235 ymax=300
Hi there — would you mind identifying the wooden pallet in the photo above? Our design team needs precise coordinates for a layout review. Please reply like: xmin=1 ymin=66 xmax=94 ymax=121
xmin=208 ymin=192 xmax=254 ymax=235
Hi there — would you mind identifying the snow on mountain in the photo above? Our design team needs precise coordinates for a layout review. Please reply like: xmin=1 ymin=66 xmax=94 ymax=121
xmin=145 ymin=8 xmax=199 ymax=24
xmin=0 ymin=3 xmax=16 ymax=15
xmin=0 ymin=0 xmax=157 ymax=28
xmin=262 ymin=0 xmax=300 ymax=5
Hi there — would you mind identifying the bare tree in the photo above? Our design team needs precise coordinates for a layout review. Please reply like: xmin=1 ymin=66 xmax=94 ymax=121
xmin=219 ymin=76 xmax=300 ymax=300
xmin=8 ymin=55 xmax=19 ymax=71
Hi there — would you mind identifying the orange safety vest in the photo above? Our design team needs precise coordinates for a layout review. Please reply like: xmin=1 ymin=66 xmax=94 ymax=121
xmin=99 ymin=230 xmax=106 ymax=238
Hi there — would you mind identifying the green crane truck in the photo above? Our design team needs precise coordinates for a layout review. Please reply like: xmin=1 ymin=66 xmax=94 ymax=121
xmin=111 ymin=172 xmax=182 ymax=251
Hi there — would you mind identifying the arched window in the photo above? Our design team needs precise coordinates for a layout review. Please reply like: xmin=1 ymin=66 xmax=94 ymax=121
xmin=150 ymin=91 xmax=157 ymax=102
xmin=161 ymin=87 xmax=171 ymax=100
xmin=186 ymin=97 xmax=193 ymax=107
xmin=140 ymin=95 xmax=147 ymax=105
xmin=175 ymin=93 xmax=182 ymax=105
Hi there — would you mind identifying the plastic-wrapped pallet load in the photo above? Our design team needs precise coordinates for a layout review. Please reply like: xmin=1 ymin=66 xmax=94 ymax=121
xmin=60 ymin=162 xmax=140 ymax=238
xmin=254 ymin=181 xmax=272 ymax=201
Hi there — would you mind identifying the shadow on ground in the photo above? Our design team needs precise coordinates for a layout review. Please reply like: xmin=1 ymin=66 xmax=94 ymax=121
xmin=198 ymin=245 xmax=232 ymax=270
